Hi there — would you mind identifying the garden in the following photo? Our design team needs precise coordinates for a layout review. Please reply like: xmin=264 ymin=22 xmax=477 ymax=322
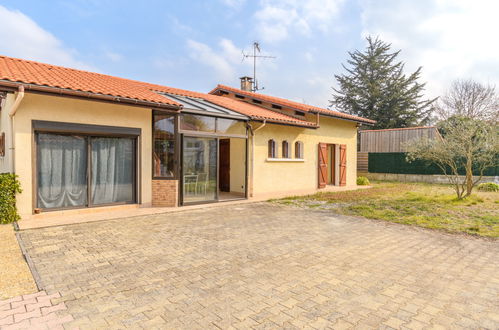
xmin=274 ymin=181 xmax=499 ymax=238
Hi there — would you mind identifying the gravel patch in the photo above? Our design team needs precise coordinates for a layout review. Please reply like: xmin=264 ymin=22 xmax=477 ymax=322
xmin=0 ymin=224 xmax=37 ymax=300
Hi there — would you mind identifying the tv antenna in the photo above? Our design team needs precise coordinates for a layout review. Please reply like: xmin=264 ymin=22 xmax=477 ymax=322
xmin=242 ymin=42 xmax=276 ymax=92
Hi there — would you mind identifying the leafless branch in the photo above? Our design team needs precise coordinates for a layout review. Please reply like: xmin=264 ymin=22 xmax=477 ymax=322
xmin=436 ymin=79 xmax=499 ymax=122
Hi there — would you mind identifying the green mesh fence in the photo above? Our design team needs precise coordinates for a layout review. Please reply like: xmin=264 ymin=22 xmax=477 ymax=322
xmin=368 ymin=152 xmax=499 ymax=176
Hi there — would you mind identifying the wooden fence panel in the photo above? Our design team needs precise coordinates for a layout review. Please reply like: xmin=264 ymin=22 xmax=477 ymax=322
xmin=359 ymin=127 xmax=440 ymax=153
xmin=357 ymin=151 xmax=368 ymax=172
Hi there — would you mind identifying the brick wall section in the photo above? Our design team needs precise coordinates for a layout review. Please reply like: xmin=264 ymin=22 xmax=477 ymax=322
xmin=152 ymin=180 xmax=178 ymax=207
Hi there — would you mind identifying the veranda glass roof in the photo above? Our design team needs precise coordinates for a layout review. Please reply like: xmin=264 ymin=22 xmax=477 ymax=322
xmin=162 ymin=93 xmax=248 ymax=120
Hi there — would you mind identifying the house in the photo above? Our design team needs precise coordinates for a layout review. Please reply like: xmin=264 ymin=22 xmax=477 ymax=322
xmin=0 ymin=55 xmax=375 ymax=219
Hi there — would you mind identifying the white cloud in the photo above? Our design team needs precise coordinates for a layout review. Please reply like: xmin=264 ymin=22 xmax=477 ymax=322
xmin=304 ymin=51 xmax=314 ymax=62
xmin=219 ymin=39 xmax=243 ymax=64
xmin=0 ymin=5 xmax=93 ymax=70
xmin=359 ymin=0 xmax=499 ymax=98
xmin=254 ymin=0 xmax=344 ymax=42
xmin=220 ymin=0 xmax=246 ymax=9
xmin=187 ymin=39 xmax=246 ymax=81
xmin=104 ymin=51 xmax=123 ymax=62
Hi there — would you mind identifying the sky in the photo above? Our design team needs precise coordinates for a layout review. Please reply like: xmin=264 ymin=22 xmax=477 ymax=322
xmin=0 ymin=0 xmax=498 ymax=108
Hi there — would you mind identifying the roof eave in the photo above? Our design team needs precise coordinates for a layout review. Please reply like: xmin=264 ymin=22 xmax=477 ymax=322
xmin=309 ymin=110 xmax=375 ymax=126
xmin=212 ymin=86 xmax=375 ymax=125
xmin=250 ymin=117 xmax=318 ymax=129
xmin=208 ymin=86 xmax=220 ymax=95
xmin=0 ymin=80 xmax=182 ymax=111
xmin=212 ymin=86 xmax=315 ymax=114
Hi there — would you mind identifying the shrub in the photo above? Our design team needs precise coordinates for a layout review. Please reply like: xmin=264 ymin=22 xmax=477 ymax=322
xmin=0 ymin=173 xmax=22 ymax=224
xmin=357 ymin=176 xmax=370 ymax=186
xmin=477 ymin=182 xmax=499 ymax=192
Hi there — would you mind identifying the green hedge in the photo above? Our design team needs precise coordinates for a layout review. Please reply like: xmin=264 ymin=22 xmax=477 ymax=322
xmin=0 ymin=173 xmax=22 ymax=224
xmin=368 ymin=152 xmax=499 ymax=176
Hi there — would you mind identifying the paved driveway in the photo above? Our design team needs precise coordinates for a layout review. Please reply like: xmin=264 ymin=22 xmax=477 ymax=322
xmin=19 ymin=203 xmax=499 ymax=329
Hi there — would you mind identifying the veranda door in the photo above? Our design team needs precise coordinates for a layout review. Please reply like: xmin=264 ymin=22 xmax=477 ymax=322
xmin=181 ymin=136 xmax=218 ymax=204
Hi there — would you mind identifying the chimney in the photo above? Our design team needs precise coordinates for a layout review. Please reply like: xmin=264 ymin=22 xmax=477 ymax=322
xmin=240 ymin=76 xmax=253 ymax=92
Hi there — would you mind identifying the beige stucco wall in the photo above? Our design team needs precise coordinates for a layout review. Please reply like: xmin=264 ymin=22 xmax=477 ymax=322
xmin=11 ymin=93 xmax=152 ymax=217
xmin=0 ymin=93 xmax=15 ymax=173
xmin=250 ymin=116 xmax=358 ymax=197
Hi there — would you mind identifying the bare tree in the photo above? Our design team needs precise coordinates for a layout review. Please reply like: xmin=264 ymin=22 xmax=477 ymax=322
xmin=436 ymin=79 xmax=499 ymax=121
xmin=407 ymin=118 xmax=498 ymax=199
xmin=407 ymin=79 xmax=499 ymax=199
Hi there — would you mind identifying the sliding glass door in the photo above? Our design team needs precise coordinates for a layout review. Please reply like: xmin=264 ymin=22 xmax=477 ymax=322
xmin=37 ymin=133 xmax=136 ymax=210
xmin=91 ymin=137 xmax=135 ymax=205
xmin=37 ymin=134 xmax=88 ymax=209
xmin=182 ymin=136 xmax=217 ymax=204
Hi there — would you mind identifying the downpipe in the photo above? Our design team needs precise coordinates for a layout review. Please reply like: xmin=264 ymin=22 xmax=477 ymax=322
xmin=9 ymin=85 xmax=25 ymax=173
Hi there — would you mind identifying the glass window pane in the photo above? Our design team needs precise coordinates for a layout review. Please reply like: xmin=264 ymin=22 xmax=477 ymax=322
xmin=154 ymin=139 xmax=175 ymax=177
xmin=37 ymin=133 xmax=87 ymax=209
xmin=153 ymin=113 xmax=176 ymax=177
xmin=182 ymin=137 xmax=217 ymax=203
xmin=153 ymin=114 xmax=175 ymax=139
xmin=217 ymin=118 xmax=246 ymax=135
xmin=91 ymin=137 xmax=135 ymax=205
xmin=180 ymin=114 xmax=215 ymax=132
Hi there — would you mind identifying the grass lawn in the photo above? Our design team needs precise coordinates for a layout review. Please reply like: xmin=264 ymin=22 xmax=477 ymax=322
xmin=273 ymin=181 xmax=499 ymax=238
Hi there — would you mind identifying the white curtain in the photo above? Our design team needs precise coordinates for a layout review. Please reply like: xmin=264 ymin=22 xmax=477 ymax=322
xmin=91 ymin=137 xmax=134 ymax=205
xmin=37 ymin=134 xmax=87 ymax=208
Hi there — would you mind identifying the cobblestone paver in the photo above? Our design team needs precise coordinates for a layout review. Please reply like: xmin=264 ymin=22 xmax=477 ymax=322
xmin=0 ymin=291 xmax=73 ymax=329
xmin=18 ymin=203 xmax=499 ymax=329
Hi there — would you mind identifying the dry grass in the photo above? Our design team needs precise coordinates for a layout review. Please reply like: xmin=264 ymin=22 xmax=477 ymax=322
xmin=0 ymin=225 xmax=37 ymax=300
xmin=275 ymin=181 xmax=499 ymax=238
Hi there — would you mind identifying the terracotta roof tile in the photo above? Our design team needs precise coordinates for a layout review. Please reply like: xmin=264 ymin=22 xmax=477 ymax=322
xmin=0 ymin=55 xmax=181 ymax=107
xmin=151 ymin=85 xmax=316 ymax=127
xmin=0 ymin=55 xmax=317 ymax=127
xmin=210 ymin=84 xmax=376 ymax=124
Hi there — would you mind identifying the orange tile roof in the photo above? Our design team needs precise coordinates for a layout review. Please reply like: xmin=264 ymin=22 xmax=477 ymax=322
xmin=0 ymin=55 xmax=181 ymax=108
xmin=0 ymin=55 xmax=316 ymax=127
xmin=209 ymin=84 xmax=376 ymax=124
xmin=156 ymin=86 xmax=317 ymax=127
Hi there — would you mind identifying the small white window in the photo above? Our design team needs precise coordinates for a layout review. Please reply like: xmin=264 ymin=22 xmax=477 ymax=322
xmin=268 ymin=139 xmax=277 ymax=158
xmin=295 ymin=141 xmax=304 ymax=159
xmin=282 ymin=140 xmax=290 ymax=158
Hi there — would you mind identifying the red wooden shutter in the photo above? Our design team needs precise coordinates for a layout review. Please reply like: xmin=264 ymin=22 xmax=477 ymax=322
xmin=339 ymin=144 xmax=347 ymax=186
xmin=318 ymin=143 xmax=328 ymax=188
xmin=0 ymin=132 xmax=4 ymax=157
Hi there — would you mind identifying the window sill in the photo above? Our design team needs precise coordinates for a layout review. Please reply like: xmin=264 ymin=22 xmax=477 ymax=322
xmin=266 ymin=158 xmax=305 ymax=162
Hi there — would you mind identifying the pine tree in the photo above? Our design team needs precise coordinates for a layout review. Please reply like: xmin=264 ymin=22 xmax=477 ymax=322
xmin=331 ymin=36 xmax=436 ymax=129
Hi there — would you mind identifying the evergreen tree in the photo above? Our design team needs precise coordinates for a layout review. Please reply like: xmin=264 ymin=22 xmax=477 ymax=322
xmin=331 ymin=36 xmax=436 ymax=129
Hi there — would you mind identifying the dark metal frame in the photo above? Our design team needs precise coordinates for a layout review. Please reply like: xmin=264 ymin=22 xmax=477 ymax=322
xmin=152 ymin=111 xmax=179 ymax=180
xmin=179 ymin=132 xmax=248 ymax=206
xmin=32 ymin=120 xmax=140 ymax=213
xmin=32 ymin=120 xmax=141 ymax=136
xmin=180 ymin=134 xmax=219 ymax=206
xmin=152 ymin=109 xmax=249 ymax=206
